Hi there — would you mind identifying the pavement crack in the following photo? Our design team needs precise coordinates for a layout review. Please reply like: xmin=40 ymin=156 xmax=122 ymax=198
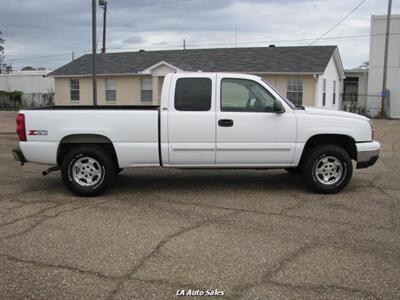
xmin=105 ymin=211 xmax=240 ymax=300
xmin=231 ymin=228 xmax=352 ymax=299
xmin=0 ymin=200 xmax=109 ymax=240
xmin=0 ymin=254 xmax=121 ymax=280
xmin=265 ymin=280 xmax=382 ymax=300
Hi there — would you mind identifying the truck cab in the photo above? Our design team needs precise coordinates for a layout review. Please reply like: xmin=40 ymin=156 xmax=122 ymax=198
xmin=161 ymin=73 xmax=296 ymax=167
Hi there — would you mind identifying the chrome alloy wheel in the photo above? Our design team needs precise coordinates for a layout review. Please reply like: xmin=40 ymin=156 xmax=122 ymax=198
xmin=72 ymin=156 xmax=103 ymax=187
xmin=314 ymin=156 xmax=344 ymax=185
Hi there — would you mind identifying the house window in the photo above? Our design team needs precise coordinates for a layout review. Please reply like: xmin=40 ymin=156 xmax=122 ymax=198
xmin=333 ymin=80 xmax=336 ymax=105
xmin=175 ymin=78 xmax=211 ymax=111
xmin=286 ymin=79 xmax=303 ymax=106
xmin=70 ymin=79 xmax=80 ymax=101
xmin=105 ymin=79 xmax=116 ymax=102
xmin=322 ymin=79 xmax=327 ymax=106
xmin=141 ymin=78 xmax=153 ymax=102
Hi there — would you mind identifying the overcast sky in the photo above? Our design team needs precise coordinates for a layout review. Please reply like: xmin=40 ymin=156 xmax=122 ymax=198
xmin=0 ymin=0 xmax=399 ymax=70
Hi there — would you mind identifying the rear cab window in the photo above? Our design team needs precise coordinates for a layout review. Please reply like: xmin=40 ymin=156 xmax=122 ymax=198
xmin=174 ymin=78 xmax=212 ymax=111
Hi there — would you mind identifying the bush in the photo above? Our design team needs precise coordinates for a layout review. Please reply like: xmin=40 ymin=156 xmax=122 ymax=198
xmin=0 ymin=90 xmax=23 ymax=109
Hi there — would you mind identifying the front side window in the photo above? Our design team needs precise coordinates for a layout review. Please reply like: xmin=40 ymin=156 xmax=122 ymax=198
xmin=322 ymin=79 xmax=327 ymax=106
xmin=141 ymin=78 xmax=153 ymax=102
xmin=175 ymin=78 xmax=212 ymax=111
xmin=70 ymin=79 xmax=79 ymax=101
xmin=105 ymin=79 xmax=116 ymax=102
xmin=221 ymin=78 xmax=276 ymax=112
xmin=286 ymin=79 xmax=303 ymax=106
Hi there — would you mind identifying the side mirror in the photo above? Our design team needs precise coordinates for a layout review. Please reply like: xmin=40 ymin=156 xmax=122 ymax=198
xmin=273 ymin=100 xmax=285 ymax=113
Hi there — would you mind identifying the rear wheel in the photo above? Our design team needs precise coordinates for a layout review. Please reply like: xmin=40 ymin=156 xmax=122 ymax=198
xmin=61 ymin=145 xmax=116 ymax=196
xmin=302 ymin=144 xmax=352 ymax=194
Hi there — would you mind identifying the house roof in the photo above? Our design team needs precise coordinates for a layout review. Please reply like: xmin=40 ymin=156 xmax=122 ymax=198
xmin=49 ymin=46 xmax=339 ymax=76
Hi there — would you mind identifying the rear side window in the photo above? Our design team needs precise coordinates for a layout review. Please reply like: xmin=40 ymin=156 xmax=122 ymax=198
xmin=174 ymin=78 xmax=212 ymax=111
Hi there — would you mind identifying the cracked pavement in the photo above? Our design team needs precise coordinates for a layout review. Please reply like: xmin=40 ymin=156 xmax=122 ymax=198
xmin=0 ymin=111 xmax=399 ymax=299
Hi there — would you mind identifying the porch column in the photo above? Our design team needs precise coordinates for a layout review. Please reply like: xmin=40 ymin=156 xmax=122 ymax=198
xmin=152 ymin=75 xmax=159 ymax=104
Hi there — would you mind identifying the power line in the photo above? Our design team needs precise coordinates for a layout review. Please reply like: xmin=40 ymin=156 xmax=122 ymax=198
xmin=309 ymin=0 xmax=366 ymax=45
xmin=6 ymin=52 xmax=75 ymax=62
xmin=107 ymin=32 xmax=400 ymax=51
xmin=5 ymin=32 xmax=400 ymax=63
xmin=6 ymin=51 xmax=90 ymax=62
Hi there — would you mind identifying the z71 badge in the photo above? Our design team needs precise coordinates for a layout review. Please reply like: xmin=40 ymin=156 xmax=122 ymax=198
xmin=28 ymin=130 xmax=48 ymax=136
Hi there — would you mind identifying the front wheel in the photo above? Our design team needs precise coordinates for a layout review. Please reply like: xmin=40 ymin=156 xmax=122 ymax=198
xmin=302 ymin=144 xmax=353 ymax=194
xmin=61 ymin=145 xmax=116 ymax=196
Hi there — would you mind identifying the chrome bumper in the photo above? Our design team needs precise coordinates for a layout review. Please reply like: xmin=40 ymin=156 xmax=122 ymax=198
xmin=356 ymin=141 xmax=380 ymax=169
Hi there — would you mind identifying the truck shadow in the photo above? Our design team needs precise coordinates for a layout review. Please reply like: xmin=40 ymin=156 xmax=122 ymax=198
xmin=112 ymin=169 xmax=307 ymax=195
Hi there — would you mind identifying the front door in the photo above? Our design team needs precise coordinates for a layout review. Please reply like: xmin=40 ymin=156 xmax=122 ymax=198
xmin=167 ymin=74 xmax=216 ymax=166
xmin=216 ymin=75 xmax=296 ymax=166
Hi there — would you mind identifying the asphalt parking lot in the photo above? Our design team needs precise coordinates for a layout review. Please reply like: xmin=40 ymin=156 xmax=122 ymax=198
xmin=0 ymin=110 xmax=399 ymax=299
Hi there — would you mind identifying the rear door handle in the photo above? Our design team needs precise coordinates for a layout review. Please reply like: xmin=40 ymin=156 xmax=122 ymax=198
xmin=218 ymin=119 xmax=234 ymax=127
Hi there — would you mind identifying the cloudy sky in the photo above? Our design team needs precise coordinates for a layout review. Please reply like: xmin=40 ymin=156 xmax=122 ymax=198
xmin=0 ymin=0 xmax=399 ymax=70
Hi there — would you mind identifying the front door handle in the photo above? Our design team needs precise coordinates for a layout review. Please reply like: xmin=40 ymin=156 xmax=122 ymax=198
xmin=218 ymin=119 xmax=234 ymax=127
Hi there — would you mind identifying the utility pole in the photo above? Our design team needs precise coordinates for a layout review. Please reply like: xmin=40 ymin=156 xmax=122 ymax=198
xmin=235 ymin=28 xmax=237 ymax=48
xmin=99 ymin=0 xmax=108 ymax=54
xmin=72 ymin=51 xmax=75 ymax=61
xmin=381 ymin=0 xmax=392 ymax=118
xmin=183 ymin=39 xmax=186 ymax=50
xmin=92 ymin=0 xmax=97 ymax=106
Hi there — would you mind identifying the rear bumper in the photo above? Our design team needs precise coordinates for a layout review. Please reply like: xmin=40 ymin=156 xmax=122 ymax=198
xmin=12 ymin=145 xmax=26 ymax=165
xmin=356 ymin=141 xmax=380 ymax=169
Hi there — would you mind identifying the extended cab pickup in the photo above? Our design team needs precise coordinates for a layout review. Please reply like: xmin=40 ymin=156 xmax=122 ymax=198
xmin=12 ymin=73 xmax=380 ymax=196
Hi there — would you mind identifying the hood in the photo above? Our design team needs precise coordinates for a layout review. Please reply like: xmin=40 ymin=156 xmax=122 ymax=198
xmin=303 ymin=107 xmax=369 ymax=121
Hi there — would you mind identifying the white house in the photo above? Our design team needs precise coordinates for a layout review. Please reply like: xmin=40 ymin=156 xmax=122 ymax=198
xmin=367 ymin=14 xmax=400 ymax=118
xmin=0 ymin=70 xmax=55 ymax=94
xmin=314 ymin=52 xmax=345 ymax=110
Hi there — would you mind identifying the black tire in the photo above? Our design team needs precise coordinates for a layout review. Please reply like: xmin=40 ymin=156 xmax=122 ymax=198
xmin=301 ymin=144 xmax=352 ymax=194
xmin=285 ymin=167 xmax=301 ymax=174
xmin=60 ymin=145 xmax=116 ymax=196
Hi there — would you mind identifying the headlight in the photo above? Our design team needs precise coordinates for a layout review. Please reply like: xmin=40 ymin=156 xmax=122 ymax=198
xmin=369 ymin=120 xmax=375 ymax=141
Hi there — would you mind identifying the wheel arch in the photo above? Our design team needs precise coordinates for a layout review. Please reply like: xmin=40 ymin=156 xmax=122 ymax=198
xmin=299 ymin=134 xmax=357 ymax=166
xmin=57 ymin=134 xmax=119 ymax=167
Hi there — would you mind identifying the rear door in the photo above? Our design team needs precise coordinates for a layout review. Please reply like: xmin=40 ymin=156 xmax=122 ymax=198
xmin=167 ymin=74 xmax=216 ymax=166
xmin=216 ymin=74 xmax=296 ymax=166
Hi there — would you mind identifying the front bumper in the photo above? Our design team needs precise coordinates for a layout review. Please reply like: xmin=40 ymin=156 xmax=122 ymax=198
xmin=356 ymin=141 xmax=380 ymax=169
xmin=12 ymin=145 xmax=26 ymax=165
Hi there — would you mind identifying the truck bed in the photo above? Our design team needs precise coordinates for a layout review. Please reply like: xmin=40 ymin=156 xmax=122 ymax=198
xmin=19 ymin=107 xmax=161 ymax=167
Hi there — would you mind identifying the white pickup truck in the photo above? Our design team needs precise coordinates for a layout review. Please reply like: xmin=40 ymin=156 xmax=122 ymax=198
xmin=12 ymin=73 xmax=380 ymax=196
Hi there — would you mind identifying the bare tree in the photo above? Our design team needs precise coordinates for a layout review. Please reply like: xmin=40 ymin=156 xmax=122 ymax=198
xmin=0 ymin=30 xmax=11 ymax=74
xmin=358 ymin=61 xmax=369 ymax=69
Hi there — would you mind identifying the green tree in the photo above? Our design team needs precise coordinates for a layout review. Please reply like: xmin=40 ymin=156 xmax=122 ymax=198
xmin=21 ymin=66 xmax=36 ymax=71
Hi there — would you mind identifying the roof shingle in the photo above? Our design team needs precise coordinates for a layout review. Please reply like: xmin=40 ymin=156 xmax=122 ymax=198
xmin=49 ymin=46 xmax=337 ymax=76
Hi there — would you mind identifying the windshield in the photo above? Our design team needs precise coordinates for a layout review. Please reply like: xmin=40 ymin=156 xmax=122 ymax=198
xmin=261 ymin=79 xmax=298 ymax=109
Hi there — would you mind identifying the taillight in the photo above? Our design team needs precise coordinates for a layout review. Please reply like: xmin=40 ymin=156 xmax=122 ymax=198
xmin=16 ymin=113 xmax=26 ymax=141
xmin=369 ymin=120 xmax=375 ymax=141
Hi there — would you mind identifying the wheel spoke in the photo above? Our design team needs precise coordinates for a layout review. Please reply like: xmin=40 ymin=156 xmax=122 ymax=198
xmin=72 ymin=156 xmax=103 ymax=187
xmin=314 ymin=155 xmax=344 ymax=185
